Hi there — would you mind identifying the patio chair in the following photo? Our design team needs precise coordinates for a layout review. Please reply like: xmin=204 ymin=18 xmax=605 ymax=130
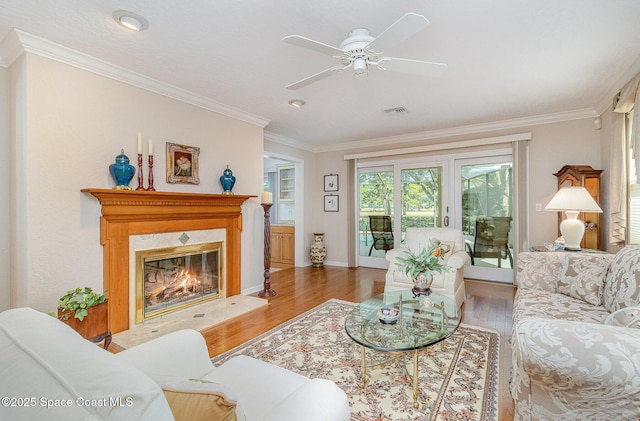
xmin=368 ymin=215 xmax=394 ymax=256
xmin=468 ymin=216 xmax=513 ymax=268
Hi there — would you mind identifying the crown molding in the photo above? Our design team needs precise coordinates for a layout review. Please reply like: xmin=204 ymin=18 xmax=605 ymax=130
xmin=0 ymin=29 xmax=270 ymax=128
xmin=319 ymin=109 xmax=599 ymax=153
xmin=282 ymin=108 xmax=598 ymax=153
xmin=2 ymin=28 xmax=601 ymax=151
xmin=264 ymin=131 xmax=316 ymax=152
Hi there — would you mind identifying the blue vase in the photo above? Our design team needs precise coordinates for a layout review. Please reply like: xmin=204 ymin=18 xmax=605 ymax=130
xmin=220 ymin=165 xmax=236 ymax=194
xmin=109 ymin=149 xmax=135 ymax=190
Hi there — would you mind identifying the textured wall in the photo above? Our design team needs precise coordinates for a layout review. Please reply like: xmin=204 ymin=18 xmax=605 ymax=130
xmin=9 ymin=53 xmax=264 ymax=313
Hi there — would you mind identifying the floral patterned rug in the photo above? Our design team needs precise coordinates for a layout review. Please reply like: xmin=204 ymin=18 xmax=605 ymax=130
xmin=211 ymin=299 xmax=500 ymax=421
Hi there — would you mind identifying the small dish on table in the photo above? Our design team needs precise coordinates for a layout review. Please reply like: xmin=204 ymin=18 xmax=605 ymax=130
xmin=377 ymin=307 xmax=399 ymax=324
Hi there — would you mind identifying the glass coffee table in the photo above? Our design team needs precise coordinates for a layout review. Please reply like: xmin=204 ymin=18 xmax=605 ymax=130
xmin=344 ymin=290 xmax=461 ymax=409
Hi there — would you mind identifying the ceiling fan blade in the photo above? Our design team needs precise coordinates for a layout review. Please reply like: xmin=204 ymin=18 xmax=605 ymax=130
xmin=378 ymin=57 xmax=447 ymax=77
xmin=286 ymin=65 xmax=345 ymax=90
xmin=367 ymin=12 xmax=429 ymax=53
xmin=282 ymin=35 xmax=345 ymax=57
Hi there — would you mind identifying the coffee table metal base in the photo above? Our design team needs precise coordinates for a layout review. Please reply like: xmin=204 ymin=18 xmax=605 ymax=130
xmin=359 ymin=346 xmax=420 ymax=409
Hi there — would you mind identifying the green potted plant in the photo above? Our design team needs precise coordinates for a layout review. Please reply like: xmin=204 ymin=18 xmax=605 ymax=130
xmin=395 ymin=239 xmax=453 ymax=294
xmin=57 ymin=287 xmax=110 ymax=346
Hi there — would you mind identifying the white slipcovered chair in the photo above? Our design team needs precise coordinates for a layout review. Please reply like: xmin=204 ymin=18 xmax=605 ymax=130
xmin=0 ymin=307 xmax=350 ymax=421
xmin=384 ymin=227 xmax=469 ymax=308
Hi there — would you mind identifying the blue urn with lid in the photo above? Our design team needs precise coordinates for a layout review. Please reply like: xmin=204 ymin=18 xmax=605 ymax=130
xmin=109 ymin=149 xmax=136 ymax=190
xmin=219 ymin=165 xmax=236 ymax=194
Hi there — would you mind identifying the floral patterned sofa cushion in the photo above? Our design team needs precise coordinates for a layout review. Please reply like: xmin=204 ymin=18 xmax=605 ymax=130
xmin=556 ymin=254 xmax=611 ymax=305
xmin=511 ymin=317 xmax=640 ymax=420
xmin=513 ymin=288 xmax=610 ymax=325
xmin=602 ymin=245 xmax=640 ymax=313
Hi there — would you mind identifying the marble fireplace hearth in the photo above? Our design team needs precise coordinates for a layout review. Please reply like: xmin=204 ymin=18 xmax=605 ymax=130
xmin=111 ymin=294 xmax=267 ymax=350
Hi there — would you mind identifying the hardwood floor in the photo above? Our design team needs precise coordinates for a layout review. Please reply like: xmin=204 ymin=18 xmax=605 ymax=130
xmin=200 ymin=266 xmax=516 ymax=420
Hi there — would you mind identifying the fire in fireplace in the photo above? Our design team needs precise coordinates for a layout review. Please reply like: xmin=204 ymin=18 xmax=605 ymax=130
xmin=134 ymin=242 xmax=223 ymax=323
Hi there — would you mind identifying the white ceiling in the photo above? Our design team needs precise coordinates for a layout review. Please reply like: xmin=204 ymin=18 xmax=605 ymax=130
xmin=1 ymin=1 xmax=640 ymax=152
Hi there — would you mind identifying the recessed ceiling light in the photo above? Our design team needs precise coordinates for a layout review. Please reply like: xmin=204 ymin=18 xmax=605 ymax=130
xmin=113 ymin=10 xmax=149 ymax=31
xmin=288 ymin=99 xmax=306 ymax=108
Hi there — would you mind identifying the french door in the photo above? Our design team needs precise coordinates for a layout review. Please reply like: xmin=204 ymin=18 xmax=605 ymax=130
xmin=358 ymin=166 xmax=394 ymax=269
xmin=357 ymin=151 xmax=513 ymax=283
xmin=357 ymin=160 xmax=449 ymax=269
xmin=454 ymin=155 xmax=514 ymax=283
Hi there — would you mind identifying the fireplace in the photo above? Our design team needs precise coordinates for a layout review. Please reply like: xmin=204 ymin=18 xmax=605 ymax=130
xmin=82 ymin=189 xmax=254 ymax=334
xmin=135 ymin=242 xmax=223 ymax=323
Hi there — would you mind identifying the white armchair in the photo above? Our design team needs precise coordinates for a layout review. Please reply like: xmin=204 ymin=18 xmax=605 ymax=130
xmin=384 ymin=227 xmax=469 ymax=308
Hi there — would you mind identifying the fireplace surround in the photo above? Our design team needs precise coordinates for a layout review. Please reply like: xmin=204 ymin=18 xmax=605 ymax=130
xmin=82 ymin=189 xmax=254 ymax=334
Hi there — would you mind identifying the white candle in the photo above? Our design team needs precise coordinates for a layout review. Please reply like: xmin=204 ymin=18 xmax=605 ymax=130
xmin=137 ymin=132 xmax=142 ymax=154
xmin=148 ymin=139 xmax=153 ymax=155
xmin=261 ymin=191 xmax=272 ymax=204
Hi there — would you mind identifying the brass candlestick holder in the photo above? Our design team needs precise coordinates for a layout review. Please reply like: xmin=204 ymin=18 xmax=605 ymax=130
xmin=147 ymin=154 xmax=156 ymax=191
xmin=258 ymin=203 xmax=276 ymax=297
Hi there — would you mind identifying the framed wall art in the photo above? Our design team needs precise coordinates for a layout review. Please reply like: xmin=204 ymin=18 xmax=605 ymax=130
xmin=324 ymin=195 xmax=339 ymax=212
xmin=166 ymin=142 xmax=200 ymax=185
xmin=324 ymin=174 xmax=339 ymax=192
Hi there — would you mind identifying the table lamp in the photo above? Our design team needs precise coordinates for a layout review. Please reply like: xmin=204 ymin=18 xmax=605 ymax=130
xmin=544 ymin=186 xmax=602 ymax=250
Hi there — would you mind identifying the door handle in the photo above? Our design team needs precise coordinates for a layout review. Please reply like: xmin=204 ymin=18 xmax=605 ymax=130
xmin=444 ymin=216 xmax=449 ymax=227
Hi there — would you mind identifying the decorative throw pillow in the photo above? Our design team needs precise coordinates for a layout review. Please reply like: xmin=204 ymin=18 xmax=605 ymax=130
xmin=432 ymin=239 xmax=456 ymax=263
xmin=161 ymin=378 xmax=239 ymax=421
xmin=602 ymin=245 xmax=640 ymax=313
xmin=557 ymin=254 xmax=610 ymax=306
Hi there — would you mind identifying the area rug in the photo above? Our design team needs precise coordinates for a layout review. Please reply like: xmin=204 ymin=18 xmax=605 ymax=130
xmin=211 ymin=299 xmax=500 ymax=421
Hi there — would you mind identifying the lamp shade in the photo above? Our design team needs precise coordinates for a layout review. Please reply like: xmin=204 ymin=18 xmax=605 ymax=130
xmin=543 ymin=186 xmax=602 ymax=213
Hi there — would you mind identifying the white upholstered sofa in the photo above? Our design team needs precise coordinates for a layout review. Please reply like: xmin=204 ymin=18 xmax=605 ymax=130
xmin=384 ymin=227 xmax=469 ymax=308
xmin=511 ymin=246 xmax=640 ymax=420
xmin=0 ymin=307 xmax=350 ymax=421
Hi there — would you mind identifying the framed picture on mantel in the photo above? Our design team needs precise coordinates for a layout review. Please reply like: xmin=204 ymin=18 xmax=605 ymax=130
xmin=166 ymin=142 xmax=200 ymax=185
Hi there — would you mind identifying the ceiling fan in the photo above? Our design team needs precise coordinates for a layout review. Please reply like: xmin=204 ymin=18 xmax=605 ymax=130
xmin=282 ymin=12 xmax=447 ymax=90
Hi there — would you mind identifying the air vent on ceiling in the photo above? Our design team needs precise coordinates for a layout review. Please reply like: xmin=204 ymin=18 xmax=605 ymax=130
xmin=383 ymin=106 xmax=408 ymax=115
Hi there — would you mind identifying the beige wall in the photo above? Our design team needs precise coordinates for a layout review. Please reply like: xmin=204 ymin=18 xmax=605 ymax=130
xmin=300 ymin=118 xmax=603 ymax=267
xmin=525 ymin=120 xmax=602 ymax=247
xmin=4 ymin=53 xmax=265 ymax=313
xmin=315 ymin=151 xmax=350 ymax=266
xmin=0 ymin=47 xmax=619 ymax=311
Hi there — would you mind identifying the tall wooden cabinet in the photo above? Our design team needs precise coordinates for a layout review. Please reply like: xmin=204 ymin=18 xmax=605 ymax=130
xmin=553 ymin=165 xmax=603 ymax=250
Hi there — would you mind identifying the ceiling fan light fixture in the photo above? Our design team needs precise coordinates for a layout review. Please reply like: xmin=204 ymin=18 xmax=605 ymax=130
xmin=288 ymin=99 xmax=306 ymax=108
xmin=113 ymin=10 xmax=149 ymax=31
xmin=353 ymin=57 xmax=367 ymax=75
xmin=282 ymin=13 xmax=446 ymax=90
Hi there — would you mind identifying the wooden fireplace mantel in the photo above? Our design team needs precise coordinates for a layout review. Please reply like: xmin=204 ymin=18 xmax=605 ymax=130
xmin=82 ymin=188 xmax=255 ymax=334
